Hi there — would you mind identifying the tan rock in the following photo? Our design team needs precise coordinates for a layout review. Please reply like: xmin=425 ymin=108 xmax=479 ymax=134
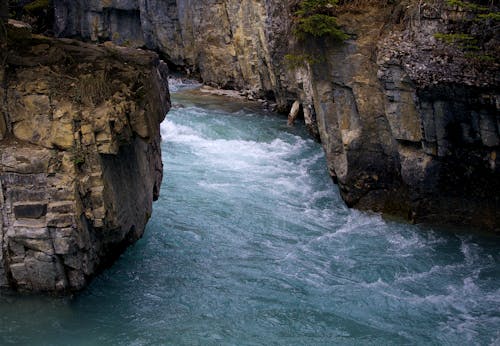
xmin=0 ymin=36 xmax=170 ymax=293
xmin=50 ymin=122 xmax=74 ymax=149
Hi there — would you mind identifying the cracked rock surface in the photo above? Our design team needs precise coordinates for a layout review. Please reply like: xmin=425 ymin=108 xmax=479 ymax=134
xmin=52 ymin=0 xmax=500 ymax=230
xmin=0 ymin=34 xmax=170 ymax=292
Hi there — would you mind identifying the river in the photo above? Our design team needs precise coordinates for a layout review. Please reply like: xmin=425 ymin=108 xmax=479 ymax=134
xmin=0 ymin=85 xmax=499 ymax=345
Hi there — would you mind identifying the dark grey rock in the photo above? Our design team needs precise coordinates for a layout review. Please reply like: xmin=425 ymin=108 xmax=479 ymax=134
xmin=13 ymin=203 xmax=47 ymax=219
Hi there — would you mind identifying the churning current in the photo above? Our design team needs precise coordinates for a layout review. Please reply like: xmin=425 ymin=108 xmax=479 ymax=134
xmin=1 ymin=86 xmax=499 ymax=345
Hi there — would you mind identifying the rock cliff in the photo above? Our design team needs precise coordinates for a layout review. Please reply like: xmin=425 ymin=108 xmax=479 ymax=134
xmin=0 ymin=30 xmax=170 ymax=292
xmin=54 ymin=0 xmax=279 ymax=96
xmin=290 ymin=2 xmax=499 ymax=229
xmin=53 ymin=0 xmax=500 ymax=229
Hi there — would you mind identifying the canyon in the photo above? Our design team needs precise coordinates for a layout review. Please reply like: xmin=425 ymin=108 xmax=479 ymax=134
xmin=0 ymin=0 xmax=498 ymax=293
xmin=54 ymin=0 xmax=499 ymax=229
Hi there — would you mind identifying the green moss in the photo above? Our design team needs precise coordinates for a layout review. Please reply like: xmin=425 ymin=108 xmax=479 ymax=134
xmin=73 ymin=156 xmax=85 ymax=165
xmin=71 ymin=145 xmax=85 ymax=166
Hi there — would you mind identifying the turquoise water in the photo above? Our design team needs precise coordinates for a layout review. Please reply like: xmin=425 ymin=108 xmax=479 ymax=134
xmin=1 ymin=88 xmax=499 ymax=345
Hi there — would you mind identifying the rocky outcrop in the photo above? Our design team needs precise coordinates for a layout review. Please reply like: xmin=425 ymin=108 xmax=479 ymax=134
xmin=54 ymin=0 xmax=279 ymax=96
xmin=290 ymin=2 xmax=499 ymax=229
xmin=53 ymin=0 xmax=499 ymax=230
xmin=0 ymin=31 xmax=169 ymax=292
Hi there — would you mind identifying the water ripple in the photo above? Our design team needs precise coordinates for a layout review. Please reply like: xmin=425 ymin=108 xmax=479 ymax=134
xmin=0 ymin=92 xmax=499 ymax=345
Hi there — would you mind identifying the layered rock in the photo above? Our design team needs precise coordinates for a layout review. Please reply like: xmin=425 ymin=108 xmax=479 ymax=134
xmin=53 ymin=0 xmax=500 ymax=229
xmin=54 ymin=0 xmax=279 ymax=95
xmin=0 ymin=32 xmax=169 ymax=292
xmin=288 ymin=2 xmax=499 ymax=229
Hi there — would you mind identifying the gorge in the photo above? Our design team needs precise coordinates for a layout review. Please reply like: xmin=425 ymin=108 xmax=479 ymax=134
xmin=0 ymin=0 xmax=498 ymax=320
xmin=53 ymin=0 xmax=500 ymax=229
xmin=0 ymin=83 xmax=499 ymax=344
xmin=0 ymin=0 xmax=499 ymax=342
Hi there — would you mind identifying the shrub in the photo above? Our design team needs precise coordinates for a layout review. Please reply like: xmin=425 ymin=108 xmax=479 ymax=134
xmin=476 ymin=12 xmax=500 ymax=21
xmin=433 ymin=32 xmax=477 ymax=45
xmin=296 ymin=14 xmax=348 ymax=39
xmin=284 ymin=53 xmax=323 ymax=69
xmin=293 ymin=0 xmax=348 ymax=41
xmin=435 ymin=0 xmax=499 ymax=58
xmin=445 ymin=0 xmax=488 ymax=12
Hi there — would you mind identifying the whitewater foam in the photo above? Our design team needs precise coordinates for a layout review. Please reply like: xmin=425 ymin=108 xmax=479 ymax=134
xmin=149 ymin=89 xmax=500 ymax=345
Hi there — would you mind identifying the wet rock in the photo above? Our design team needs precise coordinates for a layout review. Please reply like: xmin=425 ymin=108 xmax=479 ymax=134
xmin=287 ymin=100 xmax=300 ymax=126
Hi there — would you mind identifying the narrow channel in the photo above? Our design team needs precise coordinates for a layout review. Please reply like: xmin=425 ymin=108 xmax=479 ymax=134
xmin=0 ymin=84 xmax=499 ymax=345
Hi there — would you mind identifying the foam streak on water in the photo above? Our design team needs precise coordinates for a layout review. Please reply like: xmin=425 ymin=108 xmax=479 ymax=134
xmin=0 ymin=92 xmax=499 ymax=345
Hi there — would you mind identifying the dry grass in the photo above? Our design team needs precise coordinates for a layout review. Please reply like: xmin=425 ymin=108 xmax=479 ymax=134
xmin=75 ymin=70 xmax=112 ymax=106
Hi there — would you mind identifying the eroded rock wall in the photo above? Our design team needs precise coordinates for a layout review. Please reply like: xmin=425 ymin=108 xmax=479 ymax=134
xmin=0 ymin=34 xmax=169 ymax=292
xmin=54 ymin=0 xmax=280 ymax=95
xmin=53 ymin=0 xmax=499 ymax=229
xmin=290 ymin=2 xmax=500 ymax=229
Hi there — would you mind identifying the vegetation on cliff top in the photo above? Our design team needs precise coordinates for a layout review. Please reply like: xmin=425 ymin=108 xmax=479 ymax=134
xmin=286 ymin=0 xmax=348 ymax=69
xmin=22 ymin=0 xmax=49 ymax=12
xmin=292 ymin=0 xmax=348 ymax=40
xmin=434 ymin=0 xmax=499 ymax=62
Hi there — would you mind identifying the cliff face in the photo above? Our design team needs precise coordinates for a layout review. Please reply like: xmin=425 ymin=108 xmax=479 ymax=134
xmin=53 ymin=0 xmax=499 ymax=229
xmin=296 ymin=2 xmax=499 ymax=229
xmin=54 ymin=0 xmax=280 ymax=96
xmin=0 ymin=33 xmax=169 ymax=292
